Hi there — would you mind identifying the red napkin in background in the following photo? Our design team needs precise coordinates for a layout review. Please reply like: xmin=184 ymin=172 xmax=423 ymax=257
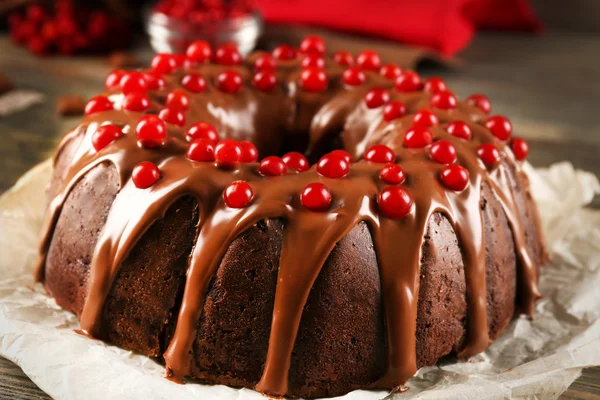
xmin=254 ymin=0 xmax=542 ymax=56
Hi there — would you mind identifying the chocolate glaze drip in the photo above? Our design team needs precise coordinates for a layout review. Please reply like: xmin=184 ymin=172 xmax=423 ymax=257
xmin=35 ymin=51 xmax=545 ymax=397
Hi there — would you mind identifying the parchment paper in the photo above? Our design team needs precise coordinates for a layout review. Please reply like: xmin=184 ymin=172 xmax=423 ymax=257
xmin=1 ymin=160 xmax=599 ymax=400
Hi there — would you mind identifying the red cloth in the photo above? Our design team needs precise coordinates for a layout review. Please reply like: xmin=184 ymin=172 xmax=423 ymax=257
xmin=254 ymin=0 xmax=542 ymax=56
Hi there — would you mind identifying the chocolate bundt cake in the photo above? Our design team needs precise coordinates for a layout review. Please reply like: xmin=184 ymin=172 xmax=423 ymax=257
xmin=36 ymin=36 xmax=547 ymax=398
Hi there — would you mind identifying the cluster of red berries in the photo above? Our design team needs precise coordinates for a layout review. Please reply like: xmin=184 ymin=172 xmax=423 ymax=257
xmin=89 ymin=39 xmax=531 ymax=215
xmin=8 ymin=1 xmax=129 ymax=56
xmin=154 ymin=0 xmax=254 ymax=23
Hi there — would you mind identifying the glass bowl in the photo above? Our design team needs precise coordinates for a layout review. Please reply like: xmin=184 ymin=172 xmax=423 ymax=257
xmin=145 ymin=9 xmax=263 ymax=55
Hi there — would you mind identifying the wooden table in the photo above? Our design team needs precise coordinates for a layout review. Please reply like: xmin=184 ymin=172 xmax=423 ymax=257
xmin=0 ymin=30 xmax=599 ymax=399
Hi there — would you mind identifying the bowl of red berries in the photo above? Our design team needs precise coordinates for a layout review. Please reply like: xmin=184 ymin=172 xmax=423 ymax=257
xmin=146 ymin=0 xmax=262 ymax=55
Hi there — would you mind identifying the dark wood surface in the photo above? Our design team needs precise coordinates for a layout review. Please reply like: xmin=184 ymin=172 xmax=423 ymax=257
xmin=0 ymin=29 xmax=599 ymax=399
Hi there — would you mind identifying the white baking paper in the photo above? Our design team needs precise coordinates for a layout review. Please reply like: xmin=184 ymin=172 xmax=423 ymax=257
xmin=0 ymin=160 xmax=599 ymax=400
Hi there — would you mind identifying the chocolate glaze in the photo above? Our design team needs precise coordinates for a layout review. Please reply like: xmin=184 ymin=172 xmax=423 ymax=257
xmin=35 ymin=52 xmax=547 ymax=397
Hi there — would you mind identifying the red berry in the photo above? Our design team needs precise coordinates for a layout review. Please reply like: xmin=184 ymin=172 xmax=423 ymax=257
xmin=92 ymin=124 xmax=122 ymax=152
xmin=122 ymin=92 xmax=151 ymax=112
xmin=378 ymin=186 xmax=413 ymax=219
xmin=106 ymin=69 xmax=126 ymax=90
xmin=215 ymin=43 xmax=242 ymax=65
xmin=41 ymin=21 xmax=59 ymax=43
xmin=379 ymin=164 xmax=406 ymax=185
xmin=272 ymin=44 xmax=296 ymax=61
xmin=395 ymin=71 xmax=422 ymax=92
xmin=356 ymin=50 xmax=381 ymax=71
xmin=383 ymin=101 xmax=408 ymax=122
xmin=214 ymin=139 xmax=242 ymax=166
xmin=423 ymin=77 xmax=447 ymax=93
xmin=136 ymin=115 xmax=167 ymax=147
xmin=26 ymin=4 xmax=46 ymax=24
xmin=333 ymin=50 xmax=354 ymax=66
xmin=253 ymin=71 xmax=277 ymax=92
xmin=182 ymin=73 xmax=207 ymax=93
xmin=485 ymin=115 xmax=512 ymax=141
xmin=120 ymin=72 xmax=148 ymax=94
xmin=440 ymin=164 xmax=470 ymax=191
xmin=216 ymin=70 xmax=243 ymax=94
xmin=282 ymin=152 xmax=309 ymax=172
xmin=329 ymin=149 xmax=352 ymax=164
xmin=300 ymin=67 xmax=327 ymax=92
xmin=301 ymin=55 xmax=325 ymax=69
xmin=143 ymin=72 xmax=166 ymax=90
xmin=412 ymin=109 xmax=438 ymax=128
xmin=28 ymin=37 xmax=48 ymax=56
xmin=429 ymin=140 xmax=457 ymax=164
xmin=186 ymin=40 xmax=212 ymax=63
xmin=132 ymin=161 xmax=161 ymax=189
xmin=166 ymin=89 xmax=190 ymax=111
xmin=85 ymin=96 xmax=113 ymax=115
xmin=300 ymin=35 xmax=326 ymax=56
xmin=317 ymin=152 xmax=350 ymax=178
xmin=186 ymin=138 xmax=215 ymax=162
xmin=511 ymin=137 xmax=529 ymax=161
xmin=342 ymin=67 xmax=366 ymax=86
xmin=430 ymin=90 xmax=458 ymax=110
xmin=301 ymin=183 xmax=332 ymax=211
xmin=223 ymin=181 xmax=254 ymax=208
xmin=364 ymin=88 xmax=390 ymax=109
xmin=239 ymin=141 xmax=259 ymax=162
xmin=365 ymin=144 xmax=395 ymax=163
xmin=404 ymin=126 xmax=433 ymax=148
xmin=466 ymin=94 xmax=491 ymax=114
xmin=380 ymin=63 xmax=402 ymax=80
xmin=151 ymin=53 xmax=177 ymax=74
xmin=159 ymin=107 xmax=186 ymax=127
xmin=254 ymin=53 xmax=277 ymax=71
xmin=186 ymin=122 xmax=219 ymax=143
xmin=258 ymin=156 xmax=287 ymax=176
xmin=446 ymin=121 xmax=472 ymax=140
xmin=477 ymin=143 xmax=502 ymax=167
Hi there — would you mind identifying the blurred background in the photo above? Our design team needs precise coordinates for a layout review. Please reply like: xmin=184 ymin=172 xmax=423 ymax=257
xmin=0 ymin=1 xmax=599 ymax=397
